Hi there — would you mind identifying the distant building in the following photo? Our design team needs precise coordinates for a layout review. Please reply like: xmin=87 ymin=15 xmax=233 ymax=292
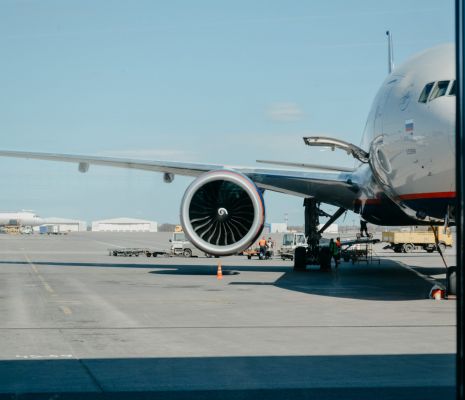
xmin=91 ymin=217 xmax=158 ymax=232
xmin=34 ymin=217 xmax=87 ymax=233
xmin=270 ymin=223 xmax=288 ymax=233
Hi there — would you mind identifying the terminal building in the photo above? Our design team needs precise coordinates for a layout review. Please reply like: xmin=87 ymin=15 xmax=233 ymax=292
xmin=91 ymin=217 xmax=158 ymax=232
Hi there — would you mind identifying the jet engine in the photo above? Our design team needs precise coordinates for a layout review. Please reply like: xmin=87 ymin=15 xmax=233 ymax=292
xmin=180 ymin=170 xmax=265 ymax=256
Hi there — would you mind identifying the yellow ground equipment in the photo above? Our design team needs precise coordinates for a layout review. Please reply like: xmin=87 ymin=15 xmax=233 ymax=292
xmin=382 ymin=228 xmax=453 ymax=253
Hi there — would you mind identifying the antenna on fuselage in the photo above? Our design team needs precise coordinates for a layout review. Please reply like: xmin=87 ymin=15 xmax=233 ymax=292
xmin=386 ymin=30 xmax=394 ymax=74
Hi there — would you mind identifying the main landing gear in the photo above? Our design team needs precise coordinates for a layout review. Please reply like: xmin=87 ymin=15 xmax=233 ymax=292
xmin=293 ymin=198 xmax=345 ymax=272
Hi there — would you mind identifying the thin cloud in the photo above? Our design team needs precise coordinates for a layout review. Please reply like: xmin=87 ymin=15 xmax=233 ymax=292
xmin=267 ymin=103 xmax=305 ymax=122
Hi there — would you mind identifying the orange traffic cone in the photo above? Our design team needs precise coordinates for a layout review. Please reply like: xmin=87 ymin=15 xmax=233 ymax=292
xmin=217 ymin=262 xmax=223 ymax=280
xmin=430 ymin=285 xmax=444 ymax=300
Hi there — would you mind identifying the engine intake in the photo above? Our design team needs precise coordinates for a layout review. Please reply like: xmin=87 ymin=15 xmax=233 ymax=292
xmin=180 ymin=170 xmax=265 ymax=256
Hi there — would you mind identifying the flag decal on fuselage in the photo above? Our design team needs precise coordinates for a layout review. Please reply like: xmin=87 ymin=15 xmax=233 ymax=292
xmin=405 ymin=119 xmax=414 ymax=134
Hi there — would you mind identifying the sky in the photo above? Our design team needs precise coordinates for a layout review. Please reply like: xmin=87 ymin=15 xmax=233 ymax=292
xmin=0 ymin=0 xmax=455 ymax=226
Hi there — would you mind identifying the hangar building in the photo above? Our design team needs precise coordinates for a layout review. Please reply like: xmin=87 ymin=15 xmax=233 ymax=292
xmin=91 ymin=217 xmax=158 ymax=232
xmin=34 ymin=218 xmax=87 ymax=233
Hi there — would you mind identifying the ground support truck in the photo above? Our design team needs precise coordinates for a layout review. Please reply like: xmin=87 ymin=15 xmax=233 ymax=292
xmin=109 ymin=248 xmax=167 ymax=257
xmin=108 ymin=231 xmax=206 ymax=258
xmin=242 ymin=245 xmax=274 ymax=260
xmin=382 ymin=228 xmax=453 ymax=253
xmin=279 ymin=232 xmax=307 ymax=260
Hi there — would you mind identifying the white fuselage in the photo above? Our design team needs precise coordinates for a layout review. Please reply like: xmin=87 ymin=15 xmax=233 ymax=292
xmin=0 ymin=212 xmax=44 ymax=227
xmin=359 ymin=44 xmax=455 ymax=222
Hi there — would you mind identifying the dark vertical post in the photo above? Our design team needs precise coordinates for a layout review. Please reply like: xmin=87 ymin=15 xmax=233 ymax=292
xmin=303 ymin=197 xmax=320 ymax=256
xmin=456 ymin=1 xmax=464 ymax=399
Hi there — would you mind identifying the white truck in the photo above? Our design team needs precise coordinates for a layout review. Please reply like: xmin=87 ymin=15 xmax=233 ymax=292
xmin=169 ymin=231 xmax=205 ymax=258
xmin=279 ymin=232 xmax=307 ymax=260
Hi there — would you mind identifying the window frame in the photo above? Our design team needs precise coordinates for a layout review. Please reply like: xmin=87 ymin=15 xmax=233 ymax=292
xmin=429 ymin=80 xmax=451 ymax=101
xmin=418 ymin=81 xmax=435 ymax=103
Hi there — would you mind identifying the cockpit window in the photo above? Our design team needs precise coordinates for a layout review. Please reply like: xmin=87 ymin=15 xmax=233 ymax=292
xmin=448 ymin=80 xmax=456 ymax=96
xmin=418 ymin=82 xmax=434 ymax=103
xmin=429 ymin=80 xmax=450 ymax=100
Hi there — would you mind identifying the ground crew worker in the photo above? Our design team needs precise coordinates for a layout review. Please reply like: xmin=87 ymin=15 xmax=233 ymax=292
xmin=267 ymin=237 xmax=273 ymax=257
xmin=360 ymin=219 xmax=369 ymax=237
xmin=267 ymin=237 xmax=273 ymax=249
xmin=329 ymin=238 xmax=339 ymax=268
xmin=258 ymin=237 xmax=267 ymax=259
xmin=335 ymin=237 xmax=341 ymax=265
xmin=329 ymin=238 xmax=337 ymax=267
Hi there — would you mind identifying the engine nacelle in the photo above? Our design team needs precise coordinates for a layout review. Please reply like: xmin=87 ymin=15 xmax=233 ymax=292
xmin=180 ymin=170 xmax=265 ymax=256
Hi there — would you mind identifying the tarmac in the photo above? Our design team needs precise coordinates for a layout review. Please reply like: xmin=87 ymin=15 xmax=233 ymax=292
xmin=0 ymin=232 xmax=457 ymax=399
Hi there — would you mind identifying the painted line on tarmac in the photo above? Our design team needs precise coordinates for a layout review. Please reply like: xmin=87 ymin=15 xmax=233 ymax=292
xmin=37 ymin=275 xmax=55 ymax=294
xmin=15 ymin=354 xmax=73 ymax=359
xmin=23 ymin=254 xmax=56 ymax=294
xmin=0 ymin=324 xmax=455 ymax=330
xmin=93 ymin=240 xmax=125 ymax=248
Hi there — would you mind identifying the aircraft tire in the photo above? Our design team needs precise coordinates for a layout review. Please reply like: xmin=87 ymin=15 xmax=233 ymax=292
xmin=183 ymin=248 xmax=192 ymax=258
xmin=319 ymin=247 xmax=331 ymax=271
xmin=294 ymin=247 xmax=306 ymax=271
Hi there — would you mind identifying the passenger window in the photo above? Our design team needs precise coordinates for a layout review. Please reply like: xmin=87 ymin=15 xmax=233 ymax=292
xmin=418 ymin=82 xmax=434 ymax=103
xmin=449 ymin=80 xmax=456 ymax=96
xmin=429 ymin=80 xmax=450 ymax=100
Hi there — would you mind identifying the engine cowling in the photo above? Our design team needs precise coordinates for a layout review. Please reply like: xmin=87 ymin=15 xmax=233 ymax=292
xmin=180 ymin=170 xmax=265 ymax=256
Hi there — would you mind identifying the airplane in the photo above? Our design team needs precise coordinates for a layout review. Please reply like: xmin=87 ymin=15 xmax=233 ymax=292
xmin=0 ymin=211 xmax=44 ymax=227
xmin=0 ymin=42 xmax=456 ymax=287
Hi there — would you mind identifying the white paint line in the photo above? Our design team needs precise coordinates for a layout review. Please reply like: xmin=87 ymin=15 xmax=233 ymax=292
xmin=15 ymin=354 xmax=73 ymax=359
xmin=93 ymin=240 xmax=125 ymax=248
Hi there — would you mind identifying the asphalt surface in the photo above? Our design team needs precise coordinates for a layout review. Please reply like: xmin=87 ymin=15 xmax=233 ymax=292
xmin=0 ymin=232 xmax=456 ymax=399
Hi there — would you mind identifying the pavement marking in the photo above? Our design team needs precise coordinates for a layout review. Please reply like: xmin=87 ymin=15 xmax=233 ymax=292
xmin=30 ymin=263 xmax=39 ymax=274
xmin=0 ymin=324 xmax=456 ymax=330
xmin=60 ymin=305 xmax=73 ymax=315
xmin=24 ymin=253 xmax=56 ymax=294
xmin=93 ymin=240 xmax=125 ymax=248
xmin=15 ymin=354 xmax=73 ymax=359
xmin=37 ymin=274 xmax=55 ymax=294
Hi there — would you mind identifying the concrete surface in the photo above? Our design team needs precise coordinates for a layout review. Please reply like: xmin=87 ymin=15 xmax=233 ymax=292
xmin=0 ymin=232 xmax=456 ymax=399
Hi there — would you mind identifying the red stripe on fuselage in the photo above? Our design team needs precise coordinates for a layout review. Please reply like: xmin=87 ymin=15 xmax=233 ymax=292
xmin=396 ymin=192 xmax=456 ymax=201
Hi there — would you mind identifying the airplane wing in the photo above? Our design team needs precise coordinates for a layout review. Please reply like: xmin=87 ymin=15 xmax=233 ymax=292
xmin=0 ymin=150 xmax=359 ymax=209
